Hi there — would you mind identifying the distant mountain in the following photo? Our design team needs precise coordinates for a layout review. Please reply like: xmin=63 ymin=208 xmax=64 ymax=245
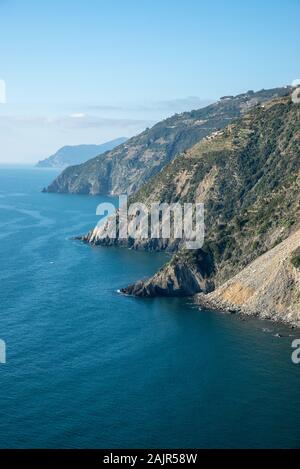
xmin=36 ymin=138 xmax=127 ymax=169
xmin=44 ymin=87 xmax=290 ymax=195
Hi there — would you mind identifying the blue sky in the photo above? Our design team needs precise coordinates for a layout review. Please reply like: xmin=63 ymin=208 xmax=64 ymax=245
xmin=0 ymin=0 xmax=299 ymax=162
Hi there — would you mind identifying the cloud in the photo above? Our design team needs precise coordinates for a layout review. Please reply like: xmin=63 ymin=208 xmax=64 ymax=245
xmin=148 ymin=97 xmax=213 ymax=112
xmin=0 ymin=96 xmax=213 ymax=163
xmin=84 ymin=97 xmax=213 ymax=114
xmin=0 ymin=79 xmax=6 ymax=104
xmin=55 ymin=114 xmax=154 ymax=131
xmin=69 ymin=112 xmax=86 ymax=118
xmin=0 ymin=96 xmax=211 ymax=132
xmin=0 ymin=113 xmax=154 ymax=130
xmin=0 ymin=112 xmax=154 ymax=164
xmin=292 ymin=79 xmax=300 ymax=87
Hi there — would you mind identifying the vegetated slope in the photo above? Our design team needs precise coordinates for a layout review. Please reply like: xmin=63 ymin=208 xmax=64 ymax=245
xmin=37 ymin=138 xmax=127 ymax=169
xmin=45 ymin=88 xmax=289 ymax=195
xmin=120 ymin=94 xmax=300 ymax=317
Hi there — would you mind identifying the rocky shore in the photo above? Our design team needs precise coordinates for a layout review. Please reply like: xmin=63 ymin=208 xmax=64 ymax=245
xmin=196 ymin=229 xmax=300 ymax=328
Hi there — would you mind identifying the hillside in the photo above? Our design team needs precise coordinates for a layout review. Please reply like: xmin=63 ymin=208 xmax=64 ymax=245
xmin=37 ymin=138 xmax=127 ymax=169
xmin=45 ymin=87 xmax=289 ymax=195
xmin=108 ymin=92 xmax=300 ymax=328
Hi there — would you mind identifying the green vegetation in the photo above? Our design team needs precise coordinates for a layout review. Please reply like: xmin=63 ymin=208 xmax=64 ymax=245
xmin=291 ymin=247 xmax=300 ymax=269
xmin=128 ymin=93 xmax=300 ymax=291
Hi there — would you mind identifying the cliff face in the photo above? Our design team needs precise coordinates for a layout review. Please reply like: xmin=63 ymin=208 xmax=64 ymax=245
xmin=123 ymin=250 xmax=215 ymax=296
xmin=118 ymin=94 xmax=300 ymax=317
xmin=76 ymin=88 xmax=300 ymax=325
xmin=45 ymin=88 xmax=289 ymax=195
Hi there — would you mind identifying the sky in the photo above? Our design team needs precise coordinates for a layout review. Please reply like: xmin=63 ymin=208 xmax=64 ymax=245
xmin=0 ymin=0 xmax=299 ymax=163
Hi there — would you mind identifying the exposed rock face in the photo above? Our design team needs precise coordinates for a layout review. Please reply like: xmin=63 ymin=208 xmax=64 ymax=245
xmin=196 ymin=229 xmax=300 ymax=327
xmin=45 ymin=88 xmax=289 ymax=195
xmin=122 ymin=251 xmax=215 ymax=296
xmin=83 ymin=209 xmax=183 ymax=252
xmin=84 ymin=226 xmax=180 ymax=252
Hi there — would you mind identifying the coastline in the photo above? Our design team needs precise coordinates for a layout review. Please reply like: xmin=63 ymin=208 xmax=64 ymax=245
xmin=196 ymin=294 xmax=300 ymax=329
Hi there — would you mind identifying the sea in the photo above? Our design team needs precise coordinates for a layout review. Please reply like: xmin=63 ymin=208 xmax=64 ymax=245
xmin=0 ymin=165 xmax=300 ymax=448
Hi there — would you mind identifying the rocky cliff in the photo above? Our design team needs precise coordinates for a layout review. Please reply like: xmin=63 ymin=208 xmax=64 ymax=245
xmin=197 ymin=229 xmax=300 ymax=327
xmin=118 ymin=93 xmax=300 ymax=324
xmin=76 ymin=87 xmax=300 ymax=326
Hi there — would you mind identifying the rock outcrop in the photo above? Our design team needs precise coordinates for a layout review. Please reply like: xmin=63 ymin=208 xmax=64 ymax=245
xmin=122 ymin=250 xmax=215 ymax=296
xmin=77 ymin=88 xmax=300 ymax=326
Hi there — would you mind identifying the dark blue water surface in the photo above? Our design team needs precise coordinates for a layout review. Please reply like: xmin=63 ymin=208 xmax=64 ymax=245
xmin=0 ymin=166 xmax=300 ymax=448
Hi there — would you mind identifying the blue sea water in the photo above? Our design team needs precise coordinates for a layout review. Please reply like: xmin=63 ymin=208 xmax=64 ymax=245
xmin=0 ymin=166 xmax=300 ymax=449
